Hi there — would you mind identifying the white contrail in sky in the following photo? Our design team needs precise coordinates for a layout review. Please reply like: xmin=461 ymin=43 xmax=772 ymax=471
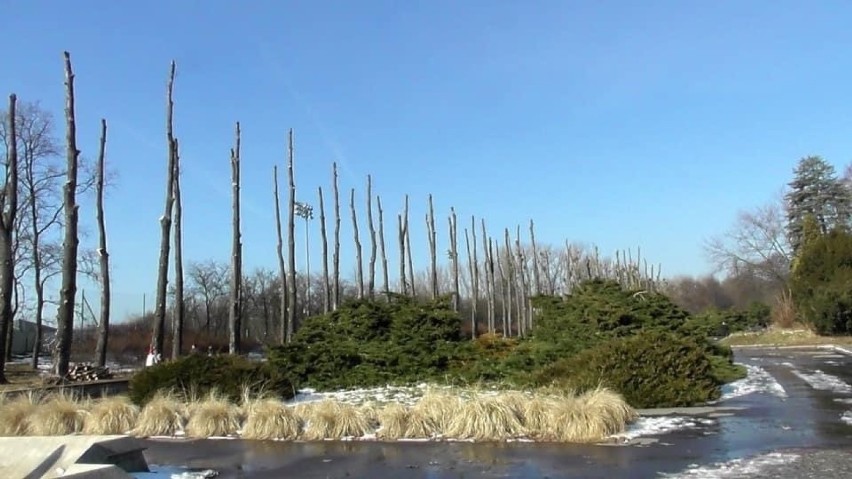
xmin=254 ymin=37 xmax=361 ymax=184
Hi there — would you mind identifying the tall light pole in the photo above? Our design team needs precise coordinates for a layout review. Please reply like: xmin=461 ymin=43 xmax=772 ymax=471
xmin=295 ymin=201 xmax=314 ymax=315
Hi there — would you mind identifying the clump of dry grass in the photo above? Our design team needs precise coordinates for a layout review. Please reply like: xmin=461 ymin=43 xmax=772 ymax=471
xmin=83 ymin=396 xmax=140 ymax=435
xmin=26 ymin=391 xmax=88 ymax=436
xmin=407 ymin=391 xmax=460 ymax=438
xmin=0 ymin=391 xmax=40 ymax=436
xmin=445 ymin=394 xmax=525 ymax=441
xmin=185 ymin=392 xmax=242 ymax=438
xmin=132 ymin=392 xmax=186 ymax=437
xmin=300 ymin=400 xmax=371 ymax=440
xmin=241 ymin=399 xmax=301 ymax=440
xmin=376 ymin=403 xmax=409 ymax=440
xmin=538 ymin=387 xmax=634 ymax=443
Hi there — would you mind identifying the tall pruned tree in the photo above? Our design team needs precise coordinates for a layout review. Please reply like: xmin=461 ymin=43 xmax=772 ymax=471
xmin=377 ymin=196 xmax=390 ymax=295
xmin=786 ymin=156 xmax=852 ymax=254
xmin=404 ymin=195 xmax=415 ymax=296
xmin=427 ymin=195 xmax=438 ymax=299
xmin=366 ymin=176 xmax=377 ymax=298
xmin=318 ymin=186 xmax=330 ymax=313
xmin=94 ymin=119 xmax=111 ymax=367
xmin=171 ymin=138 xmax=184 ymax=359
xmin=228 ymin=123 xmax=242 ymax=355
xmin=286 ymin=129 xmax=297 ymax=340
xmin=397 ymin=213 xmax=406 ymax=294
xmin=151 ymin=61 xmax=177 ymax=359
xmin=0 ymin=94 xmax=19 ymax=383
xmin=350 ymin=188 xmax=364 ymax=299
xmin=272 ymin=166 xmax=287 ymax=343
xmin=449 ymin=208 xmax=459 ymax=312
xmin=331 ymin=162 xmax=341 ymax=310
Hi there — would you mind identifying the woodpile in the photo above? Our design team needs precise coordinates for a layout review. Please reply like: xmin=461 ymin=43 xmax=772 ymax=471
xmin=66 ymin=363 xmax=113 ymax=382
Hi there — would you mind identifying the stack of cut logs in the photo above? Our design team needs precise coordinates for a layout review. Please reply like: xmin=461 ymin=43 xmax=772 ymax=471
xmin=67 ymin=363 xmax=113 ymax=382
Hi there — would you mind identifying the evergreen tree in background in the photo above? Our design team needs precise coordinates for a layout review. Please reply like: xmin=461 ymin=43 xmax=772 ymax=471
xmin=785 ymin=156 xmax=852 ymax=255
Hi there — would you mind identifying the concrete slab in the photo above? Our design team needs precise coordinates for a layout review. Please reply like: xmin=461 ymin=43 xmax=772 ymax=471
xmin=0 ymin=435 xmax=148 ymax=479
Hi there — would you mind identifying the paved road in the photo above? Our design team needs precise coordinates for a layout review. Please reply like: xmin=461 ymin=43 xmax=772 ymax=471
xmin=141 ymin=347 xmax=852 ymax=478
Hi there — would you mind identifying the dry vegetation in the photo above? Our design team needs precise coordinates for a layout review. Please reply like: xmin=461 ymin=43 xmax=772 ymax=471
xmin=0 ymin=387 xmax=637 ymax=443
xmin=721 ymin=327 xmax=852 ymax=347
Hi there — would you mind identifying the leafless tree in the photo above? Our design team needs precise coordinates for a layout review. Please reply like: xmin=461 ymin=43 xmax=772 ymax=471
xmin=151 ymin=61 xmax=177 ymax=360
xmin=427 ymin=195 xmax=438 ymax=299
xmin=187 ymin=260 xmax=228 ymax=334
xmin=318 ymin=186 xmax=330 ymax=313
xmin=272 ymin=165 xmax=287 ymax=343
xmin=331 ymin=162 xmax=341 ymax=310
xmin=286 ymin=129 xmax=297 ymax=340
xmin=0 ymin=94 xmax=19 ymax=383
xmin=704 ymin=196 xmax=791 ymax=287
xmin=464 ymin=225 xmax=477 ymax=338
xmin=228 ymin=123 xmax=242 ymax=354
xmin=366 ymin=176 xmax=377 ymax=298
xmin=529 ymin=220 xmax=540 ymax=296
xmin=377 ymin=196 xmax=389 ymax=296
xmin=397 ymin=213 xmax=406 ymax=295
xmin=404 ymin=195 xmax=415 ymax=296
xmin=350 ymin=188 xmax=364 ymax=299
xmin=171 ymin=138 xmax=184 ymax=359
xmin=55 ymin=52 xmax=81 ymax=376
xmin=448 ymin=208 xmax=459 ymax=312
xmin=94 ymin=119 xmax=111 ymax=367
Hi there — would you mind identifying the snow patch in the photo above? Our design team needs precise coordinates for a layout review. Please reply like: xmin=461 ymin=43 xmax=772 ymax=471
xmin=834 ymin=398 xmax=852 ymax=405
xmin=841 ymin=411 xmax=852 ymax=425
xmin=720 ymin=365 xmax=786 ymax=400
xmin=788 ymin=368 xmax=852 ymax=394
xmin=612 ymin=416 xmax=715 ymax=441
xmin=659 ymin=452 xmax=799 ymax=478
xmin=132 ymin=465 xmax=218 ymax=479
xmin=288 ymin=383 xmax=475 ymax=407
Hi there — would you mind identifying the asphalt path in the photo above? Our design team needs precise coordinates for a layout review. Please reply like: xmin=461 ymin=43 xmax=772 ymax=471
xmin=140 ymin=347 xmax=852 ymax=478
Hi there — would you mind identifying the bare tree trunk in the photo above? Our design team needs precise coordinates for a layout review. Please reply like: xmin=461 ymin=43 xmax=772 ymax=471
xmin=504 ymin=229 xmax=521 ymax=337
xmin=426 ymin=195 xmax=438 ymax=300
xmin=286 ymin=129 xmax=297 ymax=340
xmin=151 ymin=61 xmax=177 ymax=361
xmin=351 ymin=188 xmax=364 ymax=299
xmin=318 ymin=186 xmax=330 ymax=314
xmin=514 ymin=226 xmax=528 ymax=334
xmin=529 ymin=219 xmax=540 ymax=296
xmin=449 ymin=208 xmax=459 ymax=312
xmin=171 ymin=138 xmax=184 ymax=359
xmin=377 ymin=196 xmax=390 ymax=296
xmin=480 ymin=220 xmax=493 ymax=332
xmin=464 ymin=228 xmax=477 ymax=338
xmin=94 ymin=119 xmax=111 ymax=367
xmin=404 ymin=195 xmax=415 ymax=296
xmin=0 ymin=94 xmax=19 ymax=383
xmin=397 ymin=214 xmax=406 ymax=294
xmin=273 ymin=166 xmax=288 ymax=343
xmin=486 ymin=236 xmax=497 ymax=334
xmin=229 ymin=123 xmax=242 ymax=355
xmin=331 ymin=163 xmax=341 ymax=310
xmin=470 ymin=217 xmax=480 ymax=334
xmin=56 ymin=53 xmax=81 ymax=377
xmin=496 ymin=243 xmax=508 ymax=336
xmin=366 ymin=176 xmax=377 ymax=298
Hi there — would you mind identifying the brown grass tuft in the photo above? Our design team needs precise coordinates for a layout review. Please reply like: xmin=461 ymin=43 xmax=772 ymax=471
xmin=27 ymin=391 xmax=87 ymax=436
xmin=0 ymin=392 xmax=40 ymax=436
xmin=185 ymin=392 xmax=242 ymax=438
xmin=83 ymin=396 xmax=140 ymax=435
xmin=445 ymin=394 xmax=525 ymax=441
xmin=407 ymin=392 xmax=459 ymax=438
xmin=241 ymin=399 xmax=301 ymax=440
xmin=300 ymin=400 xmax=371 ymax=440
xmin=576 ymin=386 xmax=637 ymax=436
xmin=132 ymin=392 xmax=186 ymax=437
xmin=376 ymin=403 xmax=409 ymax=440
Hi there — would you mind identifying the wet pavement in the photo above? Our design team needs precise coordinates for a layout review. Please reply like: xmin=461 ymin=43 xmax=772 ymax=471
xmin=140 ymin=347 xmax=852 ymax=478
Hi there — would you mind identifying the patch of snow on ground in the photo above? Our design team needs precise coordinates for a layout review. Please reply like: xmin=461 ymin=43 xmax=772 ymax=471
xmin=841 ymin=411 xmax=852 ymax=425
xmin=132 ymin=465 xmax=218 ymax=479
xmin=612 ymin=416 xmax=715 ymax=441
xmin=787 ymin=367 xmax=852 ymax=394
xmin=287 ymin=383 xmax=511 ymax=407
xmin=834 ymin=398 xmax=852 ymax=405
xmin=659 ymin=452 xmax=799 ymax=478
xmin=720 ymin=365 xmax=787 ymax=401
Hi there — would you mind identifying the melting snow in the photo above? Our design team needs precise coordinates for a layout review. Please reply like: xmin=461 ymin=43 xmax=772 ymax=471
xmin=659 ymin=452 xmax=799 ymax=478
xmin=720 ymin=365 xmax=787 ymax=401
xmin=132 ymin=466 xmax=218 ymax=479
xmin=612 ymin=416 xmax=715 ymax=441
xmin=841 ymin=411 xmax=852 ymax=425
xmin=787 ymin=367 xmax=852 ymax=394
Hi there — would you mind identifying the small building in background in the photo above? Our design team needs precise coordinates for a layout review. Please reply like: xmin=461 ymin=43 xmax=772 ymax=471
xmin=11 ymin=319 xmax=57 ymax=356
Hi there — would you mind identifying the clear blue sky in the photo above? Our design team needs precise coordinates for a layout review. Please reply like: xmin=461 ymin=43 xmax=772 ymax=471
xmin=3 ymin=0 xmax=852 ymax=322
